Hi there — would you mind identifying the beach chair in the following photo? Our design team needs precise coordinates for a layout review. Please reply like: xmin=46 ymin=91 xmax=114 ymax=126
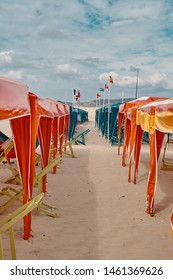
xmin=73 ymin=128 xmax=90 ymax=145
xmin=0 ymin=193 xmax=44 ymax=260
xmin=0 ymin=156 xmax=61 ymax=218
xmin=0 ymin=132 xmax=61 ymax=218
xmin=61 ymin=128 xmax=90 ymax=158
xmin=160 ymin=135 xmax=173 ymax=171
xmin=0 ymin=136 xmax=14 ymax=164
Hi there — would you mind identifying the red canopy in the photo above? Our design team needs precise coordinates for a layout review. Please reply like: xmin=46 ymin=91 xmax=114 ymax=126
xmin=0 ymin=77 xmax=54 ymax=239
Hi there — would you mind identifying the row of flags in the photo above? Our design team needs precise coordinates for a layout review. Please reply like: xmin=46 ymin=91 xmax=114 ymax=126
xmin=97 ymin=75 xmax=114 ymax=98
xmin=73 ymin=75 xmax=114 ymax=101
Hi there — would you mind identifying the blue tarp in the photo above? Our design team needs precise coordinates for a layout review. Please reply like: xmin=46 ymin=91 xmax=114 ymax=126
xmin=68 ymin=107 xmax=88 ymax=140
xmin=95 ymin=103 xmax=123 ymax=145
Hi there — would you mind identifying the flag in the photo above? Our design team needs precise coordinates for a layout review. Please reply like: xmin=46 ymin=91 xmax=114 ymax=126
xmin=77 ymin=90 xmax=80 ymax=97
xmin=105 ymin=84 xmax=109 ymax=90
xmin=73 ymin=89 xmax=77 ymax=95
xmin=97 ymin=92 xmax=101 ymax=98
xmin=109 ymin=75 xmax=113 ymax=84
xmin=100 ymin=88 xmax=104 ymax=92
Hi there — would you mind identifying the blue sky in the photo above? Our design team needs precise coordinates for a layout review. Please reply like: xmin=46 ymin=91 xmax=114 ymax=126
xmin=1 ymin=0 xmax=173 ymax=102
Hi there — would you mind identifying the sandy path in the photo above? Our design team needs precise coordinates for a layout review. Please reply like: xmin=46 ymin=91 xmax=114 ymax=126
xmin=0 ymin=108 xmax=173 ymax=259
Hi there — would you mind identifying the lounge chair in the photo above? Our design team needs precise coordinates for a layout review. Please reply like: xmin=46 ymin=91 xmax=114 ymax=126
xmin=0 ymin=193 xmax=44 ymax=260
xmin=60 ymin=128 xmax=90 ymax=158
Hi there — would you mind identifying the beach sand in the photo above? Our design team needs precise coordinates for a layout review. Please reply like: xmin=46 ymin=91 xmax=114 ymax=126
xmin=0 ymin=107 xmax=173 ymax=260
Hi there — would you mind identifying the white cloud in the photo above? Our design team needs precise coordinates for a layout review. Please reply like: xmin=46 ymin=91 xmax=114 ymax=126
xmin=1 ymin=1 xmax=173 ymax=101
xmin=5 ymin=70 xmax=23 ymax=79
xmin=99 ymin=72 xmax=119 ymax=82
xmin=0 ymin=50 xmax=14 ymax=63
xmin=118 ymin=76 xmax=137 ymax=87
xmin=55 ymin=64 xmax=78 ymax=74
xmin=149 ymin=72 xmax=173 ymax=90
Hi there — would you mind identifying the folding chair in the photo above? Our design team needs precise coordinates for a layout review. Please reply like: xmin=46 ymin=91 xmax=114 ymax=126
xmin=1 ymin=158 xmax=61 ymax=218
xmin=0 ymin=136 xmax=14 ymax=164
xmin=0 ymin=193 xmax=44 ymax=260
xmin=160 ymin=135 xmax=173 ymax=171
xmin=61 ymin=128 xmax=90 ymax=158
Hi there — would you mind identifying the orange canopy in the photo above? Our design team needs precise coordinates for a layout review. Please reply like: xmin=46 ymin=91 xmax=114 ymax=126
xmin=117 ymin=97 xmax=170 ymax=217
xmin=134 ymin=99 xmax=170 ymax=215
xmin=46 ymin=99 xmax=70 ymax=161
xmin=0 ymin=77 xmax=55 ymax=239
xmin=118 ymin=97 xmax=167 ymax=166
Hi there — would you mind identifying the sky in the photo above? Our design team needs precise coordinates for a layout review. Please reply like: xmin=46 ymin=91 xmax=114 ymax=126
xmin=1 ymin=0 xmax=173 ymax=102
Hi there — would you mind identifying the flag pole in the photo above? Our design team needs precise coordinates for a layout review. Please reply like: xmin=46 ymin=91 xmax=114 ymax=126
xmin=107 ymin=75 xmax=113 ymax=142
xmin=98 ymin=94 xmax=100 ymax=132
xmin=103 ymin=89 xmax=105 ymax=108
xmin=122 ymin=91 xmax=124 ymax=103
xmin=95 ymin=94 xmax=98 ymax=128
xmin=107 ymin=87 xmax=110 ymax=142
xmin=73 ymin=89 xmax=76 ymax=109
xmin=72 ymin=89 xmax=74 ymax=110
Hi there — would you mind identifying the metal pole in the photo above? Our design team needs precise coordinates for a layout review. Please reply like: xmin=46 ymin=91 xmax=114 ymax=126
xmin=135 ymin=69 xmax=139 ymax=99
xmin=107 ymin=88 xmax=110 ymax=141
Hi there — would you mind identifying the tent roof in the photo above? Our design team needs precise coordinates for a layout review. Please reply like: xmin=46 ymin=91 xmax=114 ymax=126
xmin=155 ymin=98 xmax=173 ymax=133
xmin=119 ymin=96 xmax=167 ymax=113
xmin=0 ymin=77 xmax=30 ymax=120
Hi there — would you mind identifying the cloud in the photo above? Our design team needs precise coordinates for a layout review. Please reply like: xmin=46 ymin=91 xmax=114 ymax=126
xmin=149 ymin=72 xmax=173 ymax=90
xmin=38 ymin=27 xmax=67 ymax=39
xmin=5 ymin=70 xmax=23 ymax=79
xmin=0 ymin=50 xmax=14 ymax=63
xmin=99 ymin=72 xmax=119 ymax=82
xmin=55 ymin=64 xmax=78 ymax=80
xmin=129 ymin=66 xmax=140 ymax=72
xmin=74 ymin=57 xmax=100 ymax=67
xmin=1 ymin=1 xmax=173 ymax=101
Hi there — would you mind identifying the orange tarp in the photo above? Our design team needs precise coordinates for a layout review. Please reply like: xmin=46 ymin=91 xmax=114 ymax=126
xmin=117 ymin=97 xmax=167 ymax=165
xmin=134 ymin=99 xmax=170 ymax=215
xmin=0 ymin=78 xmax=37 ymax=239
xmin=117 ymin=97 xmax=170 ymax=217
xmin=0 ymin=77 xmax=70 ymax=240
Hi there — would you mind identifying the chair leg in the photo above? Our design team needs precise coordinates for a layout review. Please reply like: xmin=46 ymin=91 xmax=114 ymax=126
xmin=9 ymin=227 xmax=16 ymax=260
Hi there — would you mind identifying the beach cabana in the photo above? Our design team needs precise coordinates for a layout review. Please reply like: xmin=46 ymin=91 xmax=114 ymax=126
xmin=95 ymin=103 xmax=121 ymax=143
xmin=0 ymin=77 xmax=55 ymax=240
xmin=142 ymin=99 xmax=173 ymax=216
xmin=46 ymin=98 xmax=70 ymax=173
xmin=0 ymin=77 xmax=38 ymax=240
xmin=130 ymin=99 xmax=171 ymax=215
xmin=68 ymin=106 xmax=78 ymax=141
xmin=117 ymin=97 xmax=167 ymax=166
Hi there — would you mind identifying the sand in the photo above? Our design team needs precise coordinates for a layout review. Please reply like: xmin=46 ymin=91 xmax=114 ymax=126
xmin=0 ymin=107 xmax=173 ymax=260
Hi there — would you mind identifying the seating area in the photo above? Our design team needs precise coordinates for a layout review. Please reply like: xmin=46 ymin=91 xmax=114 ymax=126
xmin=0 ymin=76 xmax=90 ymax=259
xmin=0 ymin=193 xmax=44 ymax=260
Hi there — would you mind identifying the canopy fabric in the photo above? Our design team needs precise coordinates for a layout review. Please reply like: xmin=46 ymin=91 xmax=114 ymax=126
xmin=122 ymin=97 xmax=170 ymax=216
xmin=46 ymin=99 xmax=61 ymax=174
xmin=0 ymin=79 xmax=38 ymax=240
xmin=117 ymin=97 xmax=166 ymax=158
xmin=46 ymin=99 xmax=70 ymax=159
xmin=0 ymin=78 xmax=67 ymax=240
xmin=155 ymin=99 xmax=173 ymax=133
xmin=119 ymin=97 xmax=168 ymax=171
xmin=0 ymin=77 xmax=30 ymax=119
